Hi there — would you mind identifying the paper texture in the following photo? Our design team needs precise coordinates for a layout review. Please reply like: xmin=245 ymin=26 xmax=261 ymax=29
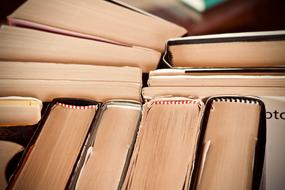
xmin=123 ymin=98 xmax=203 ymax=190
xmin=11 ymin=102 xmax=97 ymax=190
xmin=196 ymin=98 xmax=261 ymax=190
xmin=76 ymin=102 xmax=141 ymax=190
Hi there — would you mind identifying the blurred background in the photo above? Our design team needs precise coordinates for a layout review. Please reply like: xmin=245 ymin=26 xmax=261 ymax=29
xmin=121 ymin=0 xmax=285 ymax=35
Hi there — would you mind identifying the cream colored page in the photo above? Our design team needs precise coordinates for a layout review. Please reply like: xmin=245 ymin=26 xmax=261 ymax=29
xmin=148 ymin=75 xmax=285 ymax=87
xmin=0 ymin=99 xmax=42 ymax=126
xmin=76 ymin=106 xmax=140 ymax=190
xmin=0 ymin=79 xmax=141 ymax=102
xmin=123 ymin=99 xmax=203 ymax=190
xmin=12 ymin=103 xmax=96 ymax=190
xmin=0 ymin=106 xmax=41 ymax=126
xmin=197 ymin=100 xmax=261 ymax=190
xmin=10 ymin=0 xmax=186 ymax=51
xmin=0 ymin=61 xmax=142 ymax=83
xmin=170 ymin=41 xmax=285 ymax=67
xmin=142 ymin=86 xmax=285 ymax=100
xmin=0 ymin=61 xmax=142 ymax=102
xmin=0 ymin=26 xmax=160 ymax=72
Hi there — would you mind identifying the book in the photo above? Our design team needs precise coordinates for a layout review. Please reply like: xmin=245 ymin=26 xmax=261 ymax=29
xmin=162 ymin=31 xmax=285 ymax=68
xmin=0 ymin=61 xmax=142 ymax=102
xmin=143 ymin=64 xmax=285 ymax=190
xmin=0 ymin=96 xmax=42 ymax=126
xmin=9 ymin=99 xmax=99 ymax=190
xmin=147 ymin=69 xmax=285 ymax=87
xmin=122 ymin=97 xmax=204 ymax=190
xmin=8 ymin=0 xmax=187 ymax=52
xmin=144 ymin=67 xmax=285 ymax=100
xmin=193 ymin=97 xmax=264 ymax=190
xmin=0 ymin=141 xmax=23 ymax=189
xmin=0 ymin=26 xmax=160 ymax=72
xmin=75 ymin=101 xmax=141 ymax=190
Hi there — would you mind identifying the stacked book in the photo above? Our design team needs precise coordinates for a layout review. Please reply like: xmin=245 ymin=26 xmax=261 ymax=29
xmin=0 ymin=0 xmax=284 ymax=190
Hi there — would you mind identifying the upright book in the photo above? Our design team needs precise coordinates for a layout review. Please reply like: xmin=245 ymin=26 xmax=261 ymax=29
xmin=193 ymin=97 xmax=265 ymax=190
xmin=122 ymin=97 xmax=204 ymax=190
xmin=8 ymin=99 xmax=99 ymax=190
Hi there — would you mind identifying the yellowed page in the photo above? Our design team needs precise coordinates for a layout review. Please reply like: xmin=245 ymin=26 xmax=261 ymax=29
xmin=148 ymin=75 xmax=285 ymax=87
xmin=0 ymin=62 xmax=142 ymax=102
xmin=11 ymin=102 xmax=97 ymax=190
xmin=0 ymin=80 xmax=141 ymax=102
xmin=143 ymin=86 xmax=285 ymax=100
xmin=170 ymin=41 xmax=285 ymax=67
xmin=123 ymin=98 xmax=203 ymax=190
xmin=0 ymin=26 xmax=160 ymax=72
xmin=0 ymin=96 xmax=42 ymax=126
xmin=9 ymin=0 xmax=186 ymax=51
xmin=0 ymin=62 xmax=142 ymax=83
xmin=76 ymin=102 xmax=141 ymax=190
xmin=197 ymin=98 xmax=261 ymax=190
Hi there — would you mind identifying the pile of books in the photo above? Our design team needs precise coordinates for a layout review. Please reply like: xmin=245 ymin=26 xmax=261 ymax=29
xmin=0 ymin=0 xmax=284 ymax=189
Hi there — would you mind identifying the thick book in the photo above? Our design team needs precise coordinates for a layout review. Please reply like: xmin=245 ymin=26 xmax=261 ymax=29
xmin=192 ymin=96 xmax=265 ymax=190
xmin=122 ymin=97 xmax=204 ymax=190
xmin=0 ymin=61 xmax=142 ymax=102
xmin=0 ymin=26 xmax=160 ymax=72
xmin=7 ymin=0 xmax=187 ymax=52
xmin=162 ymin=30 xmax=285 ymax=68
xmin=74 ymin=101 xmax=141 ymax=190
xmin=8 ymin=99 xmax=142 ymax=190
xmin=8 ymin=99 xmax=99 ymax=190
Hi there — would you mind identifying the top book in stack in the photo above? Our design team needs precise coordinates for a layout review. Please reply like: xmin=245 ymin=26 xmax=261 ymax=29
xmin=7 ymin=0 xmax=187 ymax=52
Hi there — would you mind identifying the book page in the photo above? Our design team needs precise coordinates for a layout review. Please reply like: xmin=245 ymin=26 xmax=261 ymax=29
xmin=0 ymin=26 xmax=160 ymax=72
xmin=169 ymin=41 xmax=285 ymax=68
xmin=0 ymin=62 xmax=142 ymax=102
xmin=76 ymin=102 xmax=141 ymax=190
xmin=196 ymin=98 xmax=261 ymax=190
xmin=123 ymin=98 xmax=204 ymax=190
xmin=0 ymin=97 xmax=42 ymax=126
xmin=0 ymin=62 xmax=142 ymax=83
xmin=148 ymin=74 xmax=285 ymax=87
xmin=9 ymin=0 xmax=186 ymax=51
xmin=11 ymin=102 xmax=97 ymax=190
